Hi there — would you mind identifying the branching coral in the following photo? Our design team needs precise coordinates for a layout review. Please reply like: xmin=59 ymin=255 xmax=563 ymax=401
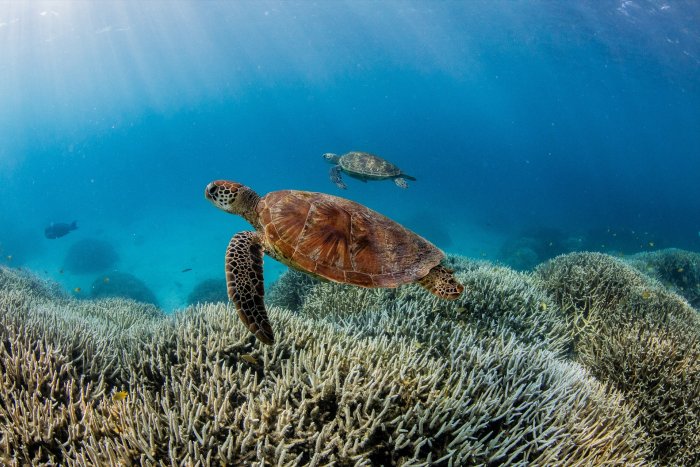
xmin=626 ymin=248 xmax=700 ymax=310
xmin=266 ymin=268 xmax=321 ymax=311
xmin=0 ymin=266 xmax=651 ymax=465
xmin=297 ymin=258 xmax=571 ymax=358
xmin=535 ymin=252 xmax=700 ymax=465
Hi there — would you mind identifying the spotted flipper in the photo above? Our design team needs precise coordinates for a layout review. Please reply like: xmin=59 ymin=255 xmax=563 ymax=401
xmin=225 ymin=231 xmax=274 ymax=344
xmin=329 ymin=165 xmax=347 ymax=190
xmin=418 ymin=265 xmax=464 ymax=300
xmin=394 ymin=177 xmax=408 ymax=189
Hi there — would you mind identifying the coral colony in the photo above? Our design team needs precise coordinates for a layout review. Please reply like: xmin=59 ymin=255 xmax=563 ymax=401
xmin=1 ymin=249 xmax=699 ymax=465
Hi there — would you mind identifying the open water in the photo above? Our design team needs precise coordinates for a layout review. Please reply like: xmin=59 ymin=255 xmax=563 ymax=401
xmin=1 ymin=1 xmax=698 ymax=310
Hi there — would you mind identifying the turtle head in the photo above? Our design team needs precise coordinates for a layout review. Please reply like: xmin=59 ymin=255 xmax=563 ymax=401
xmin=205 ymin=180 xmax=260 ymax=223
xmin=322 ymin=153 xmax=340 ymax=164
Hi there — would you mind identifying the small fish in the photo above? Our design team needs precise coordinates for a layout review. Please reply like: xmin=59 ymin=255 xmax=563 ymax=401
xmin=103 ymin=276 xmax=110 ymax=283
xmin=5 ymin=255 xmax=11 ymax=261
xmin=112 ymin=390 xmax=128 ymax=402
xmin=240 ymin=354 xmax=258 ymax=365
xmin=648 ymin=242 xmax=655 ymax=247
xmin=677 ymin=268 xmax=685 ymax=273
xmin=44 ymin=221 xmax=78 ymax=239
xmin=641 ymin=290 xmax=652 ymax=300
xmin=59 ymin=269 xmax=64 ymax=274
xmin=455 ymin=306 xmax=467 ymax=313
xmin=74 ymin=287 xmax=81 ymax=294
xmin=539 ymin=302 xmax=548 ymax=311
xmin=181 ymin=268 xmax=192 ymax=273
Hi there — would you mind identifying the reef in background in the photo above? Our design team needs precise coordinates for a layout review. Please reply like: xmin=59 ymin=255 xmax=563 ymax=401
xmin=1 ymin=249 xmax=699 ymax=465
xmin=63 ymin=238 xmax=120 ymax=275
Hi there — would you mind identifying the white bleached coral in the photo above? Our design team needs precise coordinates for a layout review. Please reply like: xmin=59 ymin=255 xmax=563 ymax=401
xmin=0 ymin=263 xmax=652 ymax=465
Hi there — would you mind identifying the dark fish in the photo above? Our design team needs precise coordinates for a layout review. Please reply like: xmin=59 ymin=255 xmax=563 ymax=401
xmin=181 ymin=268 xmax=192 ymax=272
xmin=45 ymin=221 xmax=78 ymax=239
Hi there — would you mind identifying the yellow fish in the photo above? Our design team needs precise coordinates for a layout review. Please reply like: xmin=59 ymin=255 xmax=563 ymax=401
xmin=539 ymin=302 xmax=548 ymax=311
xmin=112 ymin=390 xmax=128 ymax=402
xmin=240 ymin=354 xmax=258 ymax=365
xmin=677 ymin=268 xmax=684 ymax=273
xmin=74 ymin=287 xmax=81 ymax=294
xmin=103 ymin=276 xmax=110 ymax=283
xmin=641 ymin=290 xmax=652 ymax=300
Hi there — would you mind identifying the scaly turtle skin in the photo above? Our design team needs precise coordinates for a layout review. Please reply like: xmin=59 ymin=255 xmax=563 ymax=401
xmin=205 ymin=180 xmax=464 ymax=344
xmin=323 ymin=151 xmax=417 ymax=189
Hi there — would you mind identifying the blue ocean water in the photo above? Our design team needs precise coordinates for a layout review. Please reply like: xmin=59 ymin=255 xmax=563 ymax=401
xmin=1 ymin=1 xmax=699 ymax=310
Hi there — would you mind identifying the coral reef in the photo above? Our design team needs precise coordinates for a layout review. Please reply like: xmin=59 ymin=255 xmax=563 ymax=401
xmin=63 ymin=238 xmax=119 ymax=274
xmin=535 ymin=252 xmax=700 ymax=465
xmin=186 ymin=278 xmax=228 ymax=305
xmin=295 ymin=255 xmax=570 ymax=357
xmin=625 ymin=248 xmax=700 ymax=309
xmin=267 ymin=268 xmax=322 ymax=311
xmin=187 ymin=278 xmax=228 ymax=305
xmin=89 ymin=271 xmax=158 ymax=306
xmin=499 ymin=227 xmax=579 ymax=271
xmin=0 ymin=264 xmax=653 ymax=465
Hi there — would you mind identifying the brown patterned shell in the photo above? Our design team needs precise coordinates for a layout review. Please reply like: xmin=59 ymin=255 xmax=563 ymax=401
xmin=339 ymin=151 xmax=402 ymax=178
xmin=257 ymin=190 xmax=444 ymax=287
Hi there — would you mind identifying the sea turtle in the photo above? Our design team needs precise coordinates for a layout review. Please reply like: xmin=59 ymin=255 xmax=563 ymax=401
xmin=205 ymin=180 xmax=464 ymax=344
xmin=322 ymin=151 xmax=416 ymax=189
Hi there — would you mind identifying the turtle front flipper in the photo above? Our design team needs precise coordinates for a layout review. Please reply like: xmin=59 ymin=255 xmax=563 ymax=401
xmin=225 ymin=231 xmax=274 ymax=344
xmin=329 ymin=166 xmax=347 ymax=190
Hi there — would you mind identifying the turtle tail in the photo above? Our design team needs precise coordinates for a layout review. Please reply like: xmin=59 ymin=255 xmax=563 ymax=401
xmin=403 ymin=174 xmax=417 ymax=181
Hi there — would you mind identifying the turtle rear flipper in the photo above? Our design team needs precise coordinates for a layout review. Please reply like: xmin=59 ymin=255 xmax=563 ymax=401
xmin=330 ymin=166 xmax=347 ymax=190
xmin=225 ymin=231 xmax=274 ymax=344
xmin=394 ymin=177 xmax=409 ymax=189
xmin=418 ymin=265 xmax=464 ymax=300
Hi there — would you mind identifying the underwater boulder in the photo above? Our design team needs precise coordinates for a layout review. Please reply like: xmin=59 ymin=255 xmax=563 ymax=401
xmin=89 ymin=271 xmax=158 ymax=306
xmin=63 ymin=238 xmax=119 ymax=274
xmin=186 ymin=278 xmax=228 ymax=305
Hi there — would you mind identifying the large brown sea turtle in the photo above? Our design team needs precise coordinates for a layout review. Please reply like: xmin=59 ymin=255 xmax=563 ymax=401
xmin=205 ymin=180 xmax=464 ymax=344
xmin=323 ymin=151 xmax=416 ymax=189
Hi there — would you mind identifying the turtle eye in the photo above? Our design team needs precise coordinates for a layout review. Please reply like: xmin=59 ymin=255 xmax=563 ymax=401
xmin=208 ymin=185 xmax=219 ymax=197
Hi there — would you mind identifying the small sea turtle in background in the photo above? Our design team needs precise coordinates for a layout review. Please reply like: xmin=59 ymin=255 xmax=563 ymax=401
xmin=205 ymin=180 xmax=464 ymax=344
xmin=322 ymin=151 xmax=417 ymax=190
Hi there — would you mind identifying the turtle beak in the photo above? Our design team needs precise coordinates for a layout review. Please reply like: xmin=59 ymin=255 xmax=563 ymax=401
xmin=205 ymin=182 xmax=218 ymax=201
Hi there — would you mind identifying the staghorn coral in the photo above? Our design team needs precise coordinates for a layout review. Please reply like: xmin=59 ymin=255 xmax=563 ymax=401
xmin=626 ymin=248 xmax=700 ymax=310
xmin=267 ymin=268 xmax=322 ymax=311
xmin=298 ymin=258 xmax=571 ymax=358
xmin=535 ymin=252 xmax=700 ymax=465
xmin=0 ymin=265 xmax=651 ymax=465
xmin=0 ymin=265 xmax=66 ymax=302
